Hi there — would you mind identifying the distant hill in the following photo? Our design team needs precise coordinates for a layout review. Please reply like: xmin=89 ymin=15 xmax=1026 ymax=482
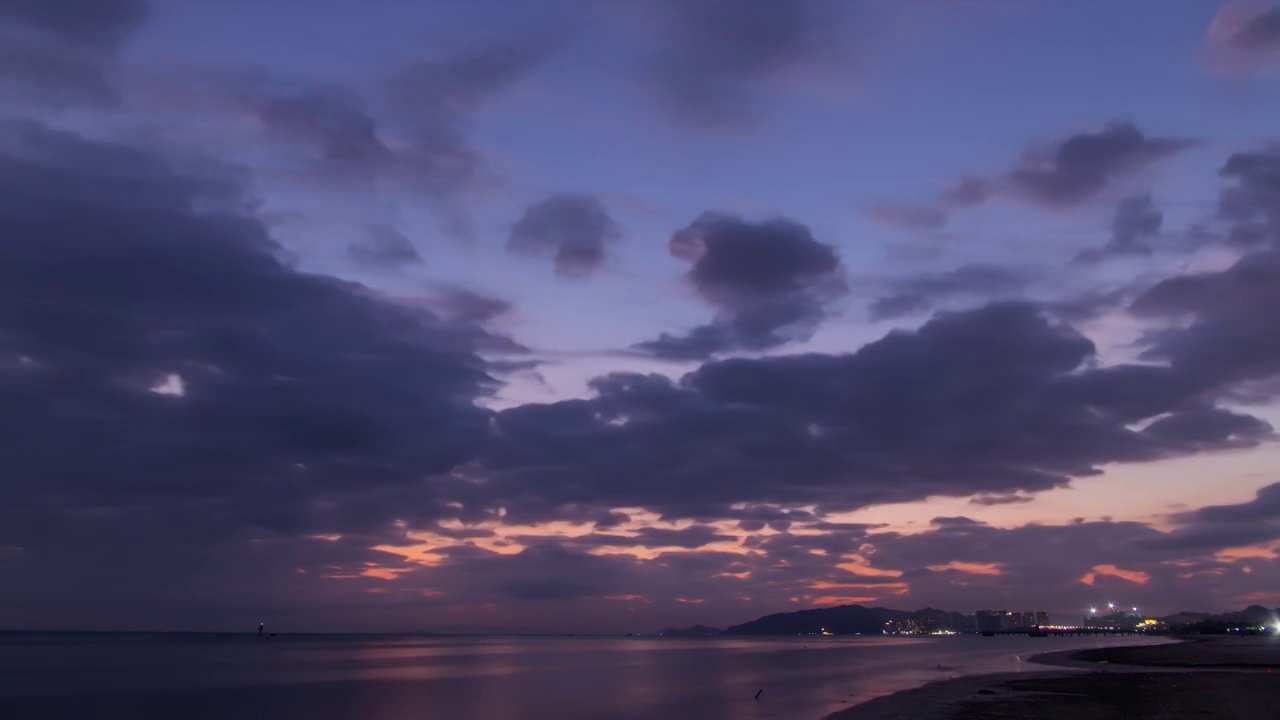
xmin=723 ymin=604 xmax=973 ymax=635
xmin=1157 ymin=611 xmax=1211 ymax=625
xmin=658 ymin=625 xmax=721 ymax=636
xmin=1159 ymin=605 xmax=1278 ymax=633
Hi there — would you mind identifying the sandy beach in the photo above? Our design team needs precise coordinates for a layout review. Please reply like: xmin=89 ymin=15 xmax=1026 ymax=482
xmin=830 ymin=636 xmax=1280 ymax=720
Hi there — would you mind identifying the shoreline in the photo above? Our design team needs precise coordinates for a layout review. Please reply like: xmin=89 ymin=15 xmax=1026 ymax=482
xmin=827 ymin=635 xmax=1280 ymax=719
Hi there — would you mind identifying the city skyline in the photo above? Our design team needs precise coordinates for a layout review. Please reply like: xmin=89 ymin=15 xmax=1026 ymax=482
xmin=3 ymin=0 xmax=1280 ymax=633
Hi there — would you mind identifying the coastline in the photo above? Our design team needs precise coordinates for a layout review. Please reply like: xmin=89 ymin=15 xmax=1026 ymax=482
xmin=828 ymin=636 xmax=1280 ymax=719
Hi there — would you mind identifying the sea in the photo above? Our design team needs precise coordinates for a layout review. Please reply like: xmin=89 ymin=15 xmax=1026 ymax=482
xmin=0 ymin=632 xmax=1171 ymax=719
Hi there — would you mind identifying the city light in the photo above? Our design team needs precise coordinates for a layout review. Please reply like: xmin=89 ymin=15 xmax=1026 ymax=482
xmin=1090 ymin=608 xmax=1097 ymax=614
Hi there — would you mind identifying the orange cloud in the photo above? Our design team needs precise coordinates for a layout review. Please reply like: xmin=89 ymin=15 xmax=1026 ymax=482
xmin=836 ymin=555 xmax=903 ymax=578
xmin=813 ymin=595 xmax=880 ymax=605
xmin=809 ymin=580 xmax=909 ymax=593
xmin=1215 ymin=543 xmax=1280 ymax=562
xmin=360 ymin=566 xmax=408 ymax=580
xmin=926 ymin=561 xmax=1004 ymax=576
xmin=1080 ymin=564 xmax=1150 ymax=585
xmin=675 ymin=597 xmax=704 ymax=604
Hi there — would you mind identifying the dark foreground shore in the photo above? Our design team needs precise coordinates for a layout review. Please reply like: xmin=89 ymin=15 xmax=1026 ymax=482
xmin=830 ymin=636 xmax=1280 ymax=720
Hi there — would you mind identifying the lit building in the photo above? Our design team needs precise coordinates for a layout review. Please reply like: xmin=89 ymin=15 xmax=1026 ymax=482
xmin=975 ymin=609 xmax=1047 ymax=632
xmin=1083 ymin=605 xmax=1144 ymax=630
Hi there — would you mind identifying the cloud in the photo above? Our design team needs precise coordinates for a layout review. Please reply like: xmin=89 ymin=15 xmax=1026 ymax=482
xmin=891 ymin=123 xmax=1191 ymax=230
xmin=969 ymin=493 xmax=1034 ymax=506
xmin=507 ymin=194 xmax=621 ymax=277
xmin=1202 ymin=2 xmax=1280 ymax=74
xmin=419 ymin=287 xmax=528 ymax=356
xmin=7 ymin=117 xmax=1280 ymax=631
xmin=0 ymin=0 xmax=148 ymax=50
xmin=0 ymin=121 xmax=505 ymax=623
xmin=562 ymin=525 xmax=737 ymax=550
xmin=258 ymin=91 xmax=391 ymax=168
xmin=429 ymin=287 xmax=514 ymax=325
xmin=1074 ymin=194 xmax=1164 ymax=263
xmin=385 ymin=40 xmax=554 ymax=195
xmin=1217 ymin=148 xmax=1280 ymax=249
xmin=0 ymin=0 xmax=148 ymax=107
xmin=388 ymin=41 xmax=552 ymax=122
xmin=1007 ymin=122 xmax=1194 ymax=207
xmin=206 ymin=40 xmax=553 ymax=220
xmin=640 ymin=0 xmax=851 ymax=129
xmin=943 ymin=176 xmax=997 ymax=207
xmin=490 ymin=303 xmax=1269 ymax=523
xmin=869 ymin=264 xmax=1028 ymax=321
xmin=1140 ymin=483 xmax=1280 ymax=554
xmin=1131 ymin=250 xmax=1280 ymax=394
xmin=348 ymin=224 xmax=423 ymax=266
xmin=634 ymin=212 xmax=845 ymax=359
xmin=862 ymin=202 xmax=947 ymax=231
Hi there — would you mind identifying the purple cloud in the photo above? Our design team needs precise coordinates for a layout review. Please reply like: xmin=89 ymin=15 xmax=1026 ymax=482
xmin=641 ymin=0 xmax=851 ymax=129
xmin=634 ymin=212 xmax=845 ymax=359
xmin=507 ymin=194 xmax=622 ymax=277
xmin=1202 ymin=2 xmax=1280 ymax=74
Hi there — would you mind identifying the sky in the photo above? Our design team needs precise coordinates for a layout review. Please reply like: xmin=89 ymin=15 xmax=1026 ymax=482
xmin=3 ymin=0 xmax=1280 ymax=634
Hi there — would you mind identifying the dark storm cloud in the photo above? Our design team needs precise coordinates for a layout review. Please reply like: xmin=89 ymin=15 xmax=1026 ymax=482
xmin=1075 ymin=194 xmax=1164 ymax=263
xmin=634 ymin=213 xmax=845 ymax=359
xmin=0 ymin=122 xmax=500 ymax=603
xmin=1008 ymin=122 xmax=1194 ymax=207
xmin=869 ymin=264 xmax=1028 ymax=321
xmin=1217 ymin=148 xmax=1280 ymax=249
xmin=507 ymin=194 xmax=621 ymax=277
xmin=642 ymin=0 xmax=849 ymax=129
xmin=0 ymin=0 xmax=148 ymax=107
xmin=347 ymin=224 xmax=423 ymax=266
xmin=489 ymin=302 xmax=1269 ymax=523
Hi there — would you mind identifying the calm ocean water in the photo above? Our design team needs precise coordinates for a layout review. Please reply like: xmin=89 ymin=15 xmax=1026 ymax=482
xmin=0 ymin=632 xmax=1170 ymax=719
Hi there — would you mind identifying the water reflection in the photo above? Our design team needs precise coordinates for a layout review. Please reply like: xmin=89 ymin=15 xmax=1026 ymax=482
xmin=0 ymin=633 xmax=1173 ymax=720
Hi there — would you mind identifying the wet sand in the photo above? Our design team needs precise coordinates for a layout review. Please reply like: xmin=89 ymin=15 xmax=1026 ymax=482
xmin=829 ymin=636 xmax=1280 ymax=719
